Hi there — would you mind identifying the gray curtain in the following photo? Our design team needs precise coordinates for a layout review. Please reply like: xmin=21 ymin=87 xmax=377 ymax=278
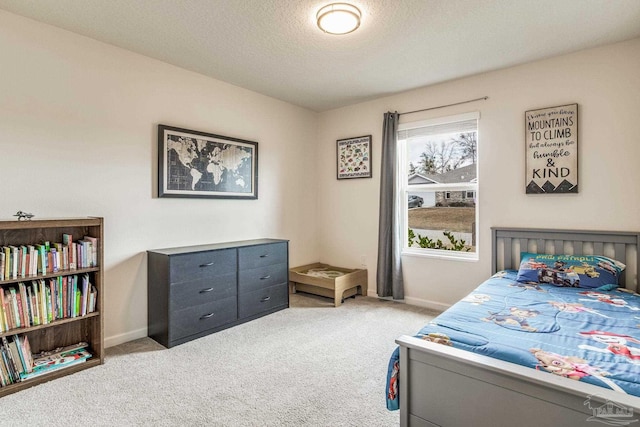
xmin=376 ymin=112 xmax=404 ymax=299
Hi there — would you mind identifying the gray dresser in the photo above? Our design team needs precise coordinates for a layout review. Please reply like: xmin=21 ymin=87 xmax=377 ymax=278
xmin=147 ymin=239 xmax=289 ymax=348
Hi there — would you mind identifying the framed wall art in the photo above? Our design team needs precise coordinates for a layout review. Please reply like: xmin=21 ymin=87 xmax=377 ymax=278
xmin=337 ymin=135 xmax=372 ymax=180
xmin=525 ymin=103 xmax=578 ymax=194
xmin=158 ymin=124 xmax=258 ymax=199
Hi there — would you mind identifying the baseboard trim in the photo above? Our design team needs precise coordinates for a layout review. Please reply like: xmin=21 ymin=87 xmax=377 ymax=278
xmin=403 ymin=296 xmax=451 ymax=312
xmin=369 ymin=288 xmax=451 ymax=312
xmin=105 ymin=327 xmax=148 ymax=348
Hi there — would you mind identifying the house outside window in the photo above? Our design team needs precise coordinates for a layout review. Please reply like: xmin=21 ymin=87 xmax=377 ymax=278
xmin=400 ymin=112 xmax=479 ymax=259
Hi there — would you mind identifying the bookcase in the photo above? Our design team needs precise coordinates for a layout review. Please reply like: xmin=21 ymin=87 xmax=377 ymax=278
xmin=0 ymin=217 xmax=103 ymax=397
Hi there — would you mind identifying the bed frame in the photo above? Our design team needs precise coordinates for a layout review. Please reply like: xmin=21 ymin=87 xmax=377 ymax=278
xmin=289 ymin=263 xmax=367 ymax=307
xmin=396 ymin=227 xmax=640 ymax=427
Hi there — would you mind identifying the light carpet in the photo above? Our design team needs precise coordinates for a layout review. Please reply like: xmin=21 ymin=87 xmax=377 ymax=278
xmin=0 ymin=293 xmax=439 ymax=426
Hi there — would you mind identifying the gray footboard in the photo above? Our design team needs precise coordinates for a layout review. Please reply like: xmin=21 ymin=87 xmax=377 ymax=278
xmin=397 ymin=336 xmax=640 ymax=427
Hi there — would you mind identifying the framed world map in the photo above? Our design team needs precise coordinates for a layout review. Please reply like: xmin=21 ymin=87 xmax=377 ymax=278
xmin=158 ymin=124 xmax=258 ymax=199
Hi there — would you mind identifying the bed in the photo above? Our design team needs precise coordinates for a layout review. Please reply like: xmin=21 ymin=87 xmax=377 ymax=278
xmin=289 ymin=263 xmax=367 ymax=307
xmin=388 ymin=227 xmax=640 ymax=427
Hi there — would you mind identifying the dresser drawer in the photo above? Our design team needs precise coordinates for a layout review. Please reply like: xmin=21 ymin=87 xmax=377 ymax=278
xmin=238 ymin=263 xmax=287 ymax=295
xmin=170 ymin=296 xmax=238 ymax=341
xmin=170 ymin=272 xmax=237 ymax=311
xmin=168 ymin=249 xmax=237 ymax=284
xmin=238 ymin=243 xmax=287 ymax=270
xmin=238 ymin=283 xmax=288 ymax=319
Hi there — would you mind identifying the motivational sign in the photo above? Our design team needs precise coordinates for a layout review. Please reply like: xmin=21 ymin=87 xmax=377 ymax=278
xmin=525 ymin=103 xmax=578 ymax=194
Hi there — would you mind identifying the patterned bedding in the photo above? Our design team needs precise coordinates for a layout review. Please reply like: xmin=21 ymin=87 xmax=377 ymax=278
xmin=386 ymin=270 xmax=640 ymax=410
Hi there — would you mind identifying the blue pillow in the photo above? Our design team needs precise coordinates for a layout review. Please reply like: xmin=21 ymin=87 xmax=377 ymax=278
xmin=515 ymin=252 xmax=625 ymax=289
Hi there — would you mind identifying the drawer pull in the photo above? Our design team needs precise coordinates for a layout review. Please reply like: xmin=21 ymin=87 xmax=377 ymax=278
xmin=199 ymin=262 xmax=215 ymax=267
xmin=200 ymin=313 xmax=215 ymax=320
xmin=199 ymin=287 xmax=215 ymax=293
xmin=260 ymin=296 xmax=271 ymax=303
xmin=260 ymin=275 xmax=271 ymax=280
xmin=259 ymin=254 xmax=269 ymax=258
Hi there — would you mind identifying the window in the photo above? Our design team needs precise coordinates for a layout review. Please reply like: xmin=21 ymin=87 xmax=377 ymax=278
xmin=399 ymin=112 xmax=479 ymax=259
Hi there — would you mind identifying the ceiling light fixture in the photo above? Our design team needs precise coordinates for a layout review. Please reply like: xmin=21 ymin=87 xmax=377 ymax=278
xmin=317 ymin=3 xmax=361 ymax=35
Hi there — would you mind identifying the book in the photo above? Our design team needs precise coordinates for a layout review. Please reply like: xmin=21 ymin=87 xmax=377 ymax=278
xmin=27 ymin=283 xmax=37 ymax=326
xmin=38 ymin=280 xmax=48 ymax=325
xmin=31 ymin=281 xmax=40 ymax=326
xmin=0 ymin=289 xmax=6 ymax=332
xmin=61 ymin=245 xmax=68 ymax=270
xmin=45 ymin=284 xmax=53 ymax=323
xmin=1 ymin=337 xmax=19 ymax=383
xmin=19 ymin=246 xmax=27 ymax=278
xmin=21 ymin=343 xmax=91 ymax=381
xmin=47 ymin=251 xmax=53 ymax=274
xmin=18 ymin=335 xmax=33 ymax=373
xmin=18 ymin=283 xmax=29 ymax=327
xmin=11 ymin=335 xmax=30 ymax=374
xmin=88 ymin=287 xmax=95 ymax=313
xmin=11 ymin=287 xmax=24 ymax=328
xmin=70 ymin=242 xmax=77 ymax=270
xmin=10 ymin=246 xmax=18 ymax=279
xmin=0 ymin=346 xmax=11 ymax=385
xmin=4 ymin=290 xmax=14 ymax=330
xmin=62 ymin=276 xmax=68 ymax=318
xmin=83 ymin=236 xmax=99 ymax=267
xmin=62 ymin=234 xmax=73 ymax=270
xmin=50 ymin=247 xmax=58 ymax=273
xmin=57 ymin=277 xmax=63 ymax=319
xmin=2 ymin=246 xmax=10 ymax=280
xmin=80 ymin=274 xmax=89 ymax=316
xmin=36 ymin=244 xmax=46 ymax=276
xmin=7 ymin=340 xmax=24 ymax=374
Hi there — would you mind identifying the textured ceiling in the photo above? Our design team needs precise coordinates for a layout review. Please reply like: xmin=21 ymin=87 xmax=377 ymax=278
xmin=1 ymin=0 xmax=640 ymax=112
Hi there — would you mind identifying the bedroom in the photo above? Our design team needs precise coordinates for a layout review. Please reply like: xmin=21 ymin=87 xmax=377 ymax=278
xmin=0 ymin=0 xmax=639 ymax=425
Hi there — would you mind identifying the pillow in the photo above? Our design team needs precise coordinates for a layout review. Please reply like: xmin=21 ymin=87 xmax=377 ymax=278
xmin=515 ymin=252 xmax=625 ymax=289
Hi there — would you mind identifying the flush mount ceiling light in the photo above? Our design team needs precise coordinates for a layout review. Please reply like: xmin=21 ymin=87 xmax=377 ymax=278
xmin=317 ymin=3 xmax=361 ymax=35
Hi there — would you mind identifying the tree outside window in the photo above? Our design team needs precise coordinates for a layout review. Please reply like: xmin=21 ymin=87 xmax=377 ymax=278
xmin=400 ymin=113 xmax=478 ymax=257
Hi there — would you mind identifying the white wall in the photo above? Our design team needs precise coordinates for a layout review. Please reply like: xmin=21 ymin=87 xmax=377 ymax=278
xmin=0 ymin=11 xmax=320 ymax=346
xmin=318 ymin=38 xmax=640 ymax=310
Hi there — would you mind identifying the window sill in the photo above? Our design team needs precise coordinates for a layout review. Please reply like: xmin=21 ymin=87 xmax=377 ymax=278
xmin=402 ymin=247 xmax=479 ymax=262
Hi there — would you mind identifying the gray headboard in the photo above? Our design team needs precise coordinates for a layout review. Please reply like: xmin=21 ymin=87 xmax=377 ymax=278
xmin=492 ymin=227 xmax=640 ymax=292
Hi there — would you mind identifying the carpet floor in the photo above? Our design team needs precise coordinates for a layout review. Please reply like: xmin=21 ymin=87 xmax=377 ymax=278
xmin=0 ymin=293 xmax=439 ymax=426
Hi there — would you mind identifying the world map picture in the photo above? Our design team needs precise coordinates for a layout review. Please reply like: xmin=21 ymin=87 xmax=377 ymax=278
xmin=159 ymin=125 xmax=258 ymax=199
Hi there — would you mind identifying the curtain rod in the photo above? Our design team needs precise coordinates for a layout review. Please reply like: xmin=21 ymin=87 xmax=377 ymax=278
xmin=399 ymin=96 xmax=488 ymax=116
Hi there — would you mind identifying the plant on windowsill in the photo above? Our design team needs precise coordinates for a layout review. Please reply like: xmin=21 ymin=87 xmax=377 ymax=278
xmin=408 ymin=229 xmax=471 ymax=252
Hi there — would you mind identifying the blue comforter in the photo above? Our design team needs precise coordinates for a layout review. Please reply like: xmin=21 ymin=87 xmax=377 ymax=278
xmin=386 ymin=270 xmax=640 ymax=410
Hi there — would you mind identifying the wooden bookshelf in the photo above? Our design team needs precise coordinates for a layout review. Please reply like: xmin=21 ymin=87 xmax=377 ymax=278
xmin=0 ymin=217 xmax=103 ymax=397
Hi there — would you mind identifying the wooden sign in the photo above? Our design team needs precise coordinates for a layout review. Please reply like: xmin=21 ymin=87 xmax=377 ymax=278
xmin=525 ymin=103 xmax=578 ymax=194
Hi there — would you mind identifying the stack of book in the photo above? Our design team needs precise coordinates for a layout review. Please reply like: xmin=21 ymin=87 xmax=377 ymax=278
xmin=21 ymin=342 xmax=92 ymax=381
xmin=0 ymin=274 xmax=97 ymax=333
xmin=0 ymin=338 xmax=91 ymax=386
xmin=0 ymin=335 xmax=33 ymax=386
xmin=0 ymin=234 xmax=99 ymax=280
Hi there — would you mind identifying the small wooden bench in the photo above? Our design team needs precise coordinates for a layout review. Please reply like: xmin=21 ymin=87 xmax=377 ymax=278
xmin=289 ymin=263 xmax=368 ymax=307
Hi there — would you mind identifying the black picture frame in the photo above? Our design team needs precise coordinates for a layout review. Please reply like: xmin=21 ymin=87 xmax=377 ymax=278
xmin=158 ymin=124 xmax=258 ymax=199
xmin=524 ymin=103 xmax=578 ymax=194
xmin=336 ymin=135 xmax=372 ymax=180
